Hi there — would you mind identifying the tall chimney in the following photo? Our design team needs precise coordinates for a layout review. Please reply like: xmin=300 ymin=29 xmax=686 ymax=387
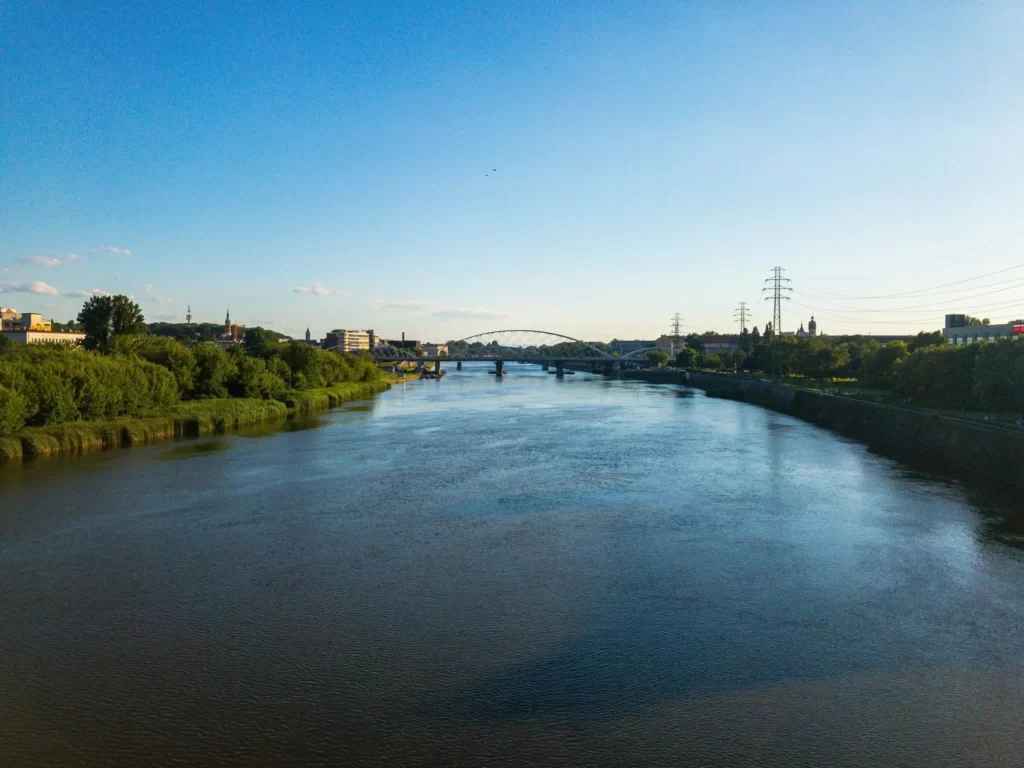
xmin=402 ymin=331 xmax=405 ymax=342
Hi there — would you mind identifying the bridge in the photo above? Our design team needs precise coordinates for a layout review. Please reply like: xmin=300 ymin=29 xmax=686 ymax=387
xmin=359 ymin=330 xmax=662 ymax=376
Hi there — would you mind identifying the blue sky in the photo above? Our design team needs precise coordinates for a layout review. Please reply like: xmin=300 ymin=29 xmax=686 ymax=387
xmin=3 ymin=1 xmax=1023 ymax=340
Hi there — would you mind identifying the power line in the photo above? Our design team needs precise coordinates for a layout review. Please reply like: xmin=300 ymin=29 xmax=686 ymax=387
xmin=762 ymin=267 xmax=791 ymax=334
xmin=734 ymin=302 xmax=749 ymax=333
xmin=798 ymin=262 xmax=1024 ymax=301
xmin=793 ymin=279 xmax=1024 ymax=313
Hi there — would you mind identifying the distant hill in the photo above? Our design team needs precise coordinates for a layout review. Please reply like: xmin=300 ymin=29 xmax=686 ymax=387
xmin=147 ymin=322 xmax=290 ymax=342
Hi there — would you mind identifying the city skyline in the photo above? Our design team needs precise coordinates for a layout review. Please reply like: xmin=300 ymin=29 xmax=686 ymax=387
xmin=4 ymin=1 xmax=1024 ymax=340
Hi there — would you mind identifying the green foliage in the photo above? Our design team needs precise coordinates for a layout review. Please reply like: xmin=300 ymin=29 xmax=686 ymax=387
xmin=739 ymin=328 xmax=751 ymax=352
xmin=647 ymin=349 xmax=670 ymax=368
xmin=971 ymin=340 xmax=1024 ymax=413
xmin=728 ymin=349 xmax=749 ymax=371
xmin=675 ymin=348 xmax=697 ymax=368
xmin=131 ymin=335 xmax=197 ymax=395
xmin=0 ymin=344 xmax=178 ymax=431
xmin=859 ymin=342 xmax=908 ymax=389
xmin=907 ymin=330 xmax=946 ymax=353
xmin=0 ymin=326 xmax=387 ymax=440
xmin=895 ymin=344 xmax=979 ymax=407
xmin=698 ymin=353 xmax=723 ymax=370
xmin=77 ymin=294 xmax=146 ymax=352
xmin=243 ymin=326 xmax=284 ymax=357
xmin=192 ymin=344 xmax=235 ymax=397
xmin=228 ymin=355 xmax=287 ymax=399
xmin=965 ymin=316 xmax=991 ymax=327
xmin=750 ymin=326 xmax=761 ymax=347
xmin=0 ymin=385 xmax=28 ymax=437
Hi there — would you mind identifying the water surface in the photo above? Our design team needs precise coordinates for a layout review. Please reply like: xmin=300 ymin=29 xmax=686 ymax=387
xmin=2 ymin=364 xmax=1023 ymax=767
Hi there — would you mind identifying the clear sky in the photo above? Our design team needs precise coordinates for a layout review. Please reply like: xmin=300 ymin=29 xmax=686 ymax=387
xmin=3 ymin=1 xmax=1023 ymax=341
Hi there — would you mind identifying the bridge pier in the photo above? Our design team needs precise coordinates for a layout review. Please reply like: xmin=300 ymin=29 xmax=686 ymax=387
xmin=457 ymin=361 xmax=462 ymax=371
xmin=556 ymin=361 xmax=565 ymax=377
xmin=542 ymin=362 xmax=549 ymax=371
xmin=495 ymin=360 xmax=504 ymax=377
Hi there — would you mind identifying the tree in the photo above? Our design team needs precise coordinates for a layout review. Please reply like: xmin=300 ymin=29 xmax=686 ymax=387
xmin=908 ymin=330 xmax=947 ymax=353
xmin=77 ymin=294 xmax=146 ymax=352
xmin=859 ymin=341 xmax=908 ymax=389
xmin=966 ymin=316 xmax=991 ymax=327
xmin=763 ymin=322 xmax=774 ymax=345
xmin=684 ymin=333 xmax=704 ymax=353
xmin=675 ymin=348 xmax=697 ymax=368
xmin=750 ymin=326 xmax=761 ymax=347
xmin=192 ymin=344 xmax=235 ymax=397
xmin=701 ymin=353 xmax=723 ymax=370
xmin=647 ymin=349 xmax=670 ymax=368
xmin=739 ymin=328 xmax=751 ymax=352
xmin=728 ymin=349 xmax=749 ymax=371
xmin=243 ymin=326 xmax=281 ymax=355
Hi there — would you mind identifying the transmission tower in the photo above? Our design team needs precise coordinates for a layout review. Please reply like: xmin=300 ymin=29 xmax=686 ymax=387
xmin=762 ymin=267 xmax=791 ymax=335
xmin=669 ymin=312 xmax=683 ymax=337
xmin=734 ymin=302 xmax=749 ymax=333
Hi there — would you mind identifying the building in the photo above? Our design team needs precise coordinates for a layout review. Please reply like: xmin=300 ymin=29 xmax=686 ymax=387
xmin=220 ymin=309 xmax=245 ymax=343
xmin=1 ymin=311 xmax=52 ymax=332
xmin=655 ymin=334 xmax=686 ymax=356
xmin=385 ymin=332 xmax=420 ymax=350
xmin=325 ymin=329 xmax=371 ymax=352
xmin=3 ymin=329 xmax=85 ymax=345
xmin=422 ymin=343 xmax=448 ymax=357
xmin=942 ymin=314 xmax=1024 ymax=345
xmin=610 ymin=339 xmax=657 ymax=356
xmin=698 ymin=334 xmax=740 ymax=355
xmin=795 ymin=316 xmax=818 ymax=338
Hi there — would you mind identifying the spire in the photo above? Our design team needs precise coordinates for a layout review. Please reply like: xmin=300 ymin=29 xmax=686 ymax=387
xmin=225 ymin=308 xmax=231 ymax=327
xmin=305 ymin=327 xmax=311 ymax=342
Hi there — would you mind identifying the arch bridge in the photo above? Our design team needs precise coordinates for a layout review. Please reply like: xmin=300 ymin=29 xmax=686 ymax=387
xmin=368 ymin=329 xmax=660 ymax=376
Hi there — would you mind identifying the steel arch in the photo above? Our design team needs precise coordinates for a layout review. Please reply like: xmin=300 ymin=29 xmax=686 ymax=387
xmin=450 ymin=330 xmax=613 ymax=360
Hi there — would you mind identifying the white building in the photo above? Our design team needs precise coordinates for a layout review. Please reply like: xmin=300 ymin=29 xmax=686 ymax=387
xmin=325 ymin=329 xmax=371 ymax=352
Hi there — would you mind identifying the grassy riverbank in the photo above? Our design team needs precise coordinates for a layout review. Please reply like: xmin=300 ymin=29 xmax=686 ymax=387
xmin=0 ymin=379 xmax=394 ymax=464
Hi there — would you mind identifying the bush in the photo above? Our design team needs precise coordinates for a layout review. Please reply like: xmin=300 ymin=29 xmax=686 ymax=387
xmin=0 ymin=385 xmax=28 ymax=437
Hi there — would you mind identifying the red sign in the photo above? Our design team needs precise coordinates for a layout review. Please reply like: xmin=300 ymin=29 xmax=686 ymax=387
xmin=1014 ymin=324 xmax=1024 ymax=335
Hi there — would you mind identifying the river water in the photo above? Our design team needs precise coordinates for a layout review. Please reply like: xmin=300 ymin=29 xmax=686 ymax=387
xmin=2 ymin=364 xmax=1024 ymax=767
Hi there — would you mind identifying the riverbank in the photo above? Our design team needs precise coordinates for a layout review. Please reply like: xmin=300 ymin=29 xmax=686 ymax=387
xmin=0 ymin=378 xmax=395 ymax=465
xmin=622 ymin=369 xmax=1024 ymax=490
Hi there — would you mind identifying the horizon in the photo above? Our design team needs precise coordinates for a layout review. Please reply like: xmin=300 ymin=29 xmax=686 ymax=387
xmin=4 ymin=1 xmax=1023 ymax=340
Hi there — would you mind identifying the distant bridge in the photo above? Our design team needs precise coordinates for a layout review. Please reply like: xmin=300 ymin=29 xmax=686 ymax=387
xmin=356 ymin=330 xmax=661 ymax=376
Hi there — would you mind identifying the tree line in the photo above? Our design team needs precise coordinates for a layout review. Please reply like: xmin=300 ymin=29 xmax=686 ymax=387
xmin=666 ymin=325 xmax=1024 ymax=413
xmin=0 ymin=295 xmax=382 ymax=436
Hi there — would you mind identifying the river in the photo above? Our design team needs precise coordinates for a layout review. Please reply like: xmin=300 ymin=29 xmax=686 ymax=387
xmin=2 ymin=364 xmax=1024 ymax=767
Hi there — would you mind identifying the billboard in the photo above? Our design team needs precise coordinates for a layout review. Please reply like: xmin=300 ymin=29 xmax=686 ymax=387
xmin=1014 ymin=324 xmax=1024 ymax=336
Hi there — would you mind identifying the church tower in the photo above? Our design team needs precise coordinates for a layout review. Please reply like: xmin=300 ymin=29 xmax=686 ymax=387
xmin=225 ymin=308 xmax=231 ymax=336
xmin=808 ymin=316 xmax=817 ymax=336
xmin=305 ymin=328 xmax=311 ymax=342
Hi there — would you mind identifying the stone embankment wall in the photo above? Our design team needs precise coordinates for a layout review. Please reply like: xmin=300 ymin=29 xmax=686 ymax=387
xmin=621 ymin=370 xmax=1024 ymax=489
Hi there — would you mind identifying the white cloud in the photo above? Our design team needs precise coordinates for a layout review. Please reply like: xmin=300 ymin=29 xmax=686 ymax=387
xmin=17 ymin=252 xmax=87 ymax=268
xmin=18 ymin=255 xmax=61 ymax=268
xmin=65 ymin=288 xmax=110 ymax=299
xmin=294 ymin=282 xmax=348 ymax=296
xmin=370 ymin=299 xmax=438 ymax=311
xmin=95 ymin=245 xmax=133 ymax=256
xmin=1 ymin=280 xmax=61 ymax=295
xmin=371 ymin=299 xmax=506 ymax=319
xmin=431 ymin=307 xmax=508 ymax=320
xmin=144 ymin=284 xmax=154 ymax=294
